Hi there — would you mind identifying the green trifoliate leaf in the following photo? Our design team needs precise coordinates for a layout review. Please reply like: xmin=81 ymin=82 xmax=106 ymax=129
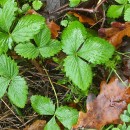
xmin=78 ymin=37 xmax=115 ymax=64
xmin=15 ymin=42 xmax=39 ymax=59
xmin=8 ymin=76 xmax=28 ymax=108
xmin=115 ymin=0 xmax=127 ymax=4
xmin=120 ymin=114 xmax=130 ymax=122
xmin=32 ymin=0 xmax=43 ymax=10
xmin=31 ymin=95 xmax=55 ymax=115
xmin=12 ymin=14 xmax=45 ymax=43
xmin=55 ymin=106 xmax=78 ymax=129
xmin=64 ymin=56 xmax=92 ymax=90
xmin=0 ymin=55 xmax=18 ymax=79
xmin=69 ymin=0 xmax=80 ymax=7
xmin=34 ymin=26 xmax=61 ymax=58
xmin=0 ymin=77 xmax=10 ymax=99
xmin=107 ymin=5 xmax=124 ymax=18
xmin=0 ymin=32 xmax=10 ymax=54
xmin=44 ymin=117 xmax=60 ymax=130
xmin=124 ymin=8 xmax=130 ymax=21
xmin=39 ymin=39 xmax=61 ymax=58
xmin=62 ymin=21 xmax=87 ymax=55
xmin=0 ymin=0 xmax=16 ymax=32
xmin=34 ymin=25 xmax=51 ymax=47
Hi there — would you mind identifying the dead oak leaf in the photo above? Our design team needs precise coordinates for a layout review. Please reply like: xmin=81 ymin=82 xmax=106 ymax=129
xmin=68 ymin=11 xmax=96 ymax=26
xmin=73 ymin=77 xmax=130 ymax=130
xmin=47 ymin=21 xmax=60 ymax=39
xmin=98 ymin=22 xmax=130 ymax=47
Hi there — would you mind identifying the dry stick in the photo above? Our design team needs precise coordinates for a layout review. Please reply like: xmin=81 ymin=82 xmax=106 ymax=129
xmin=101 ymin=4 xmax=106 ymax=28
xmin=31 ymin=59 xmax=68 ymax=89
xmin=0 ymin=110 xmax=11 ymax=121
xmin=90 ymin=18 xmax=103 ymax=28
xmin=55 ymin=7 xmax=95 ymax=15
xmin=31 ymin=60 xmax=59 ymax=107
xmin=42 ymin=66 xmax=59 ymax=107
xmin=95 ymin=0 xmax=107 ymax=11
xmin=1 ymin=99 xmax=23 ymax=123
xmin=19 ymin=114 xmax=38 ymax=128
xmin=50 ymin=0 xmax=107 ymax=16
xmin=31 ymin=60 xmax=45 ymax=75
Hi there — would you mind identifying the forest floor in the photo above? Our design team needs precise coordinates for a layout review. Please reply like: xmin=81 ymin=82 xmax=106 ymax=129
xmin=0 ymin=0 xmax=130 ymax=130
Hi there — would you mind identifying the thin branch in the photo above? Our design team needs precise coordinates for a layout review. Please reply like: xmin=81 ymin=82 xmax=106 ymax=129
xmin=1 ymin=99 xmax=23 ymax=123
xmin=95 ymin=0 xmax=107 ymax=11
xmin=43 ymin=66 xmax=59 ymax=107
xmin=54 ymin=7 xmax=95 ymax=15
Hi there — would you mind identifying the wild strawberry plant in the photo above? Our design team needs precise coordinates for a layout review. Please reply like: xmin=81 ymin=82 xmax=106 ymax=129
xmin=0 ymin=0 xmax=117 ymax=129
xmin=31 ymin=95 xmax=78 ymax=129
xmin=0 ymin=0 xmax=44 ymax=108
xmin=107 ymin=0 xmax=130 ymax=21
xmin=61 ymin=21 xmax=115 ymax=91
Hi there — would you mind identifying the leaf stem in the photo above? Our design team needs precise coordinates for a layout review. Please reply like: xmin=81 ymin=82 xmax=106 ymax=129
xmin=106 ymin=69 xmax=113 ymax=83
xmin=112 ymin=68 xmax=127 ymax=87
xmin=43 ymin=66 xmax=59 ymax=108
xmin=116 ymin=51 xmax=130 ymax=59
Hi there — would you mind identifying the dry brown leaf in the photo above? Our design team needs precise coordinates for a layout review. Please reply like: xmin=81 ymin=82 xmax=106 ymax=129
xmin=47 ymin=21 xmax=60 ymax=39
xmin=109 ymin=26 xmax=130 ymax=47
xmin=68 ymin=11 xmax=96 ymax=26
xmin=24 ymin=120 xmax=46 ymax=130
xmin=98 ymin=22 xmax=130 ymax=47
xmin=26 ymin=9 xmax=38 ymax=15
xmin=73 ymin=77 xmax=130 ymax=130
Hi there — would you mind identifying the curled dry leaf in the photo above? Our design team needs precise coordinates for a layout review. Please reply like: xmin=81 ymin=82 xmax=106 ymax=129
xmin=47 ymin=21 xmax=60 ymax=39
xmin=68 ymin=11 xmax=96 ymax=26
xmin=24 ymin=120 xmax=46 ymax=130
xmin=26 ymin=9 xmax=38 ymax=15
xmin=73 ymin=77 xmax=130 ymax=130
xmin=98 ymin=22 xmax=130 ymax=47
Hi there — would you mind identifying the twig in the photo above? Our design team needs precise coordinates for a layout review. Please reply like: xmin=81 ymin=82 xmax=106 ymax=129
xmin=43 ymin=66 xmax=59 ymax=107
xmin=101 ymin=4 xmax=106 ymax=28
xmin=19 ymin=114 xmax=38 ymax=128
xmin=50 ymin=0 xmax=107 ymax=16
xmin=54 ymin=7 xmax=94 ymax=15
xmin=0 ymin=110 xmax=11 ymax=121
xmin=112 ymin=69 xmax=127 ymax=87
xmin=95 ymin=0 xmax=107 ymax=11
xmin=1 ymin=99 xmax=23 ymax=123
xmin=31 ymin=60 xmax=45 ymax=74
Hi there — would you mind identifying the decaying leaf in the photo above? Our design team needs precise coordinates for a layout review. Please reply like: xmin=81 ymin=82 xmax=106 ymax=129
xmin=73 ymin=77 xmax=130 ymax=130
xmin=26 ymin=9 xmax=38 ymax=15
xmin=47 ymin=21 xmax=60 ymax=39
xmin=68 ymin=11 xmax=96 ymax=26
xmin=98 ymin=22 xmax=130 ymax=47
xmin=24 ymin=120 xmax=46 ymax=130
